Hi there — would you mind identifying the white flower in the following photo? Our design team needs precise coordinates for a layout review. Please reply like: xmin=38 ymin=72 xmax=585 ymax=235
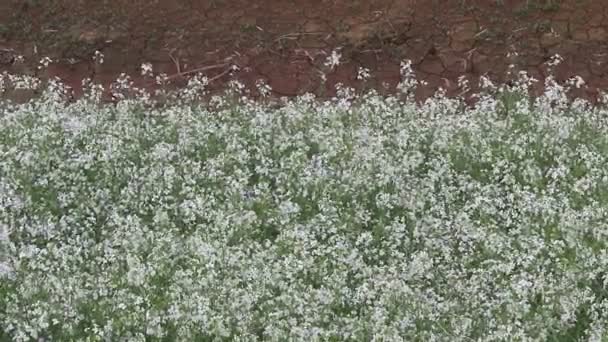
xmin=357 ymin=67 xmax=371 ymax=81
xmin=37 ymin=57 xmax=53 ymax=70
xmin=255 ymin=79 xmax=272 ymax=97
xmin=324 ymin=48 xmax=342 ymax=71
xmin=93 ymin=50 xmax=104 ymax=64
xmin=140 ymin=62 xmax=153 ymax=77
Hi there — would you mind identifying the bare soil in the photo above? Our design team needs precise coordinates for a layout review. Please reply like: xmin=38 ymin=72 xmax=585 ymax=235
xmin=0 ymin=0 xmax=607 ymax=104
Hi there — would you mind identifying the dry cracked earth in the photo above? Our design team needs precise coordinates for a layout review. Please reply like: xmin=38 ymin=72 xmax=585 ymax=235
xmin=0 ymin=0 xmax=607 ymax=104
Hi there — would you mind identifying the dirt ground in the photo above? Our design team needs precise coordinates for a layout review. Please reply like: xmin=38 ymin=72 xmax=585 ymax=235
xmin=0 ymin=0 xmax=607 ymax=104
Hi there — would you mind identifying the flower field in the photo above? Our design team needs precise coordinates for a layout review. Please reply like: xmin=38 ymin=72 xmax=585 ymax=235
xmin=1 ymin=60 xmax=608 ymax=341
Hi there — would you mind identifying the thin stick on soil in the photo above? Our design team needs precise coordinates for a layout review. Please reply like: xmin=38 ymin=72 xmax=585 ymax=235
xmin=144 ymin=63 xmax=230 ymax=86
xmin=206 ymin=67 xmax=232 ymax=82
xmin=165 ymin=48 xmax=232 ymax=80
xmin=274 ymin=32 xmax=327 ymax=42
xmin=144 ymin=63 xmax=232 ymax=87
xmin=168 ymin=48 xmax=182 ymax=75
xmin=171 ymin=63 xmax=229 ymax=79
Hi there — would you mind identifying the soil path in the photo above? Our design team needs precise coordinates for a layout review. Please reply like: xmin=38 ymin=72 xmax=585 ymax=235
xmin=1 ymin=0 xmax=607 ymax=104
